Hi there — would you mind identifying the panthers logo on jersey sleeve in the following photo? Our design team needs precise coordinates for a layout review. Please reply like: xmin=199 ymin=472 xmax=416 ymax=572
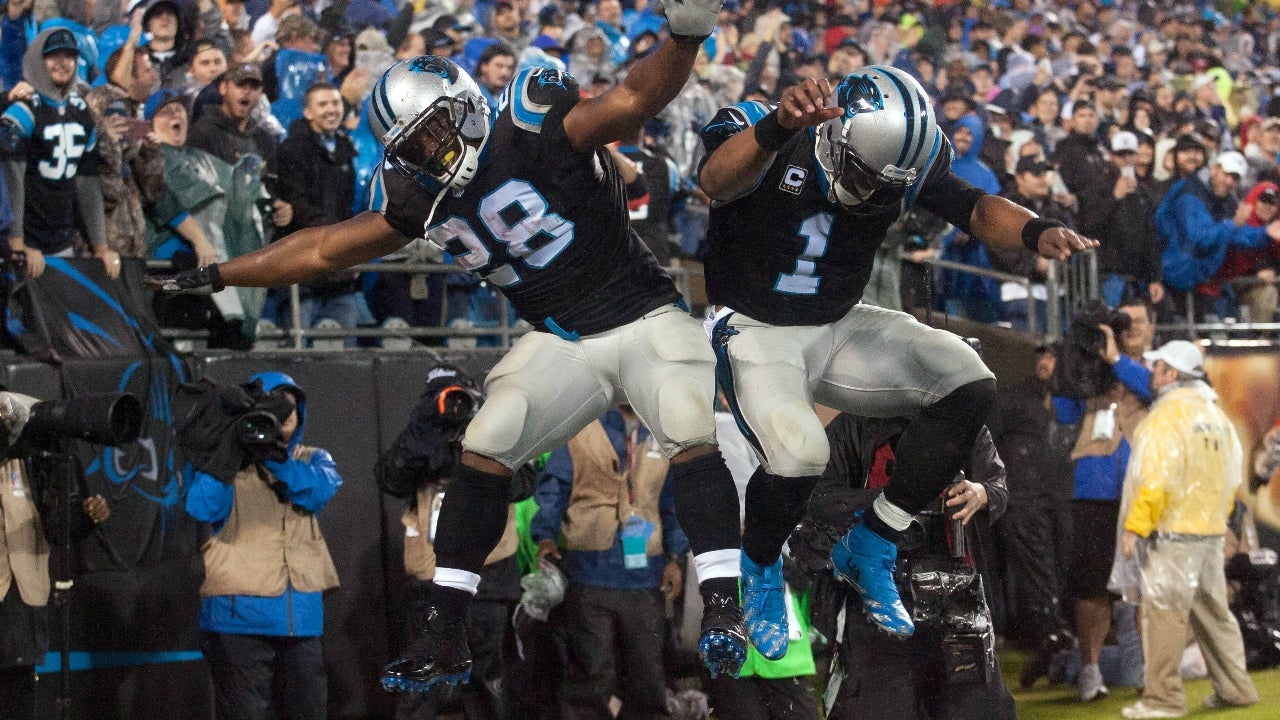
xmin=499 ymin=67 xmax=580 ymax=134
xmin=700 ymin=101 xmax=773 ymax=156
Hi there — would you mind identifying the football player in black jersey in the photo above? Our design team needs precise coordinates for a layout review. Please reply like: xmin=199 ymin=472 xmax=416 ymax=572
xmin=697 ymin=68 xmax=1097 ymax=655
xmin=0 ymin=28 xmax=119 ymax=280
xmin=151 ymin=0 xmax=752 ymax=691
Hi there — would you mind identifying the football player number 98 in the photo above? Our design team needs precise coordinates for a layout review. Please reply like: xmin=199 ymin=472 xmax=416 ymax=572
xmin=429 ymin=179 xmax=575 ymax=287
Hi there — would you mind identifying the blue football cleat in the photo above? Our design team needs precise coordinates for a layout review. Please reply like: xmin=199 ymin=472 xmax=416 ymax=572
xmin=741 ymin=552 xmax=789 ymax=660
xmin=380 ymin=608 xmax=472 ymax=693
xmin=831 ymin=514 xmax=914 ymax=638
xmin=698 ymin=592 xmax=748 ymax=678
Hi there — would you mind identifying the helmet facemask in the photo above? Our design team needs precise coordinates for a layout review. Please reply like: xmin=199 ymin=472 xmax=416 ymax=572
xmin=386 ymin=93 xmax=489 ymax=192
xmin=817 ymin=117 xmax=918 ymax=215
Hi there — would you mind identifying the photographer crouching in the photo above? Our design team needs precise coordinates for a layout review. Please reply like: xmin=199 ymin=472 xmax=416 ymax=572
xmin=377 ymin=364 xmax=531 ymax=720
xmin=0 ymin=390 xmax=134 ymax=719
xmin=179 ymin=373 xmax=342 ymax=720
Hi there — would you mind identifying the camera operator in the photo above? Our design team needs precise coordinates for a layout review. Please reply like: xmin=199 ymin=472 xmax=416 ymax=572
xmin=0 ymin=390 xmax=110 ymax=719
xmin=1053 ymin=298 xmax=1155 ymax=702
xmin=377 ymin=364 xmax=526 ymax=720
xmin=789 ymin=413 xmax=1014 ymax=719
xmin=183 ymin=372 xmax=341 ymax=720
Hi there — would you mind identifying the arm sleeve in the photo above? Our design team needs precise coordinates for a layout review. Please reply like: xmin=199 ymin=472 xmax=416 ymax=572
xmin=1122 ymin=420 xmax=1171 ymax=537
xmin=1112 ymin=354 xmax=1153 ymax=404
xmin=1053 ymin=396 xmax=1085 ymax=424
xmin=1174 ymin=191 xmax=1268 ymax=253
xmin=0 ymin=13 xmax=28 ymax=90
xmin=75 ymin=174 xmax=108 ymax=248
xmin=2 ymin=160 xmax=23 ymax=239
xmin=970 ymin=426 xmax=1008 ymax=523
xmin=262 ymin=449 xmax=343 ymax=514
xmin=695 ymin=101 xmax=776 ymax=200
xmin=659 ymin=473 xmax=689 ymax=555
xmin=530 ymin=447 xmax=573 ymax=543
xmin=184 ymin=468 xmax=235 ymax=523
xmin=917 ymin=166 xmax=986 ymax=236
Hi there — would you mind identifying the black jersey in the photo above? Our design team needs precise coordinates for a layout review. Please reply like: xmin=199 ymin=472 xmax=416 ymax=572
xmin=371 ymin=66 xmax=679 ymax=339
xmin=700 ymin=101 xmax=987 ymax=327
xmin=1 ymin=93 xmax=100 ymax=253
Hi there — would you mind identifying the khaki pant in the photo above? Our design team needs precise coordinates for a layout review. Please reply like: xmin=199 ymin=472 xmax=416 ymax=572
xmin=1138 ymin=535 xmax=1257 ymax=714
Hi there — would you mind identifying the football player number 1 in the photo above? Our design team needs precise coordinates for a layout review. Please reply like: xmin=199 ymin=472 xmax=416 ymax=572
xmin=431 ymin=179 xmax=574 ymax=287
xmin=774 ymin=212 xmax=834 ymax=295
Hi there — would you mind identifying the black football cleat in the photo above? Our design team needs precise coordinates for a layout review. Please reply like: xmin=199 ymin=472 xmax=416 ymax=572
xmin=698 ymin=592 xmax=748 ymax=679
xmin=380 ymin=608 xmax=472 ymax=693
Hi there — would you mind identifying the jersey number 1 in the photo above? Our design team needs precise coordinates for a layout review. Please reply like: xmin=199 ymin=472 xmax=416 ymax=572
xmin=774 ymin=212 xmax=833 ymax=295
xmin=430 ymin=179 xmax=574 ymax=287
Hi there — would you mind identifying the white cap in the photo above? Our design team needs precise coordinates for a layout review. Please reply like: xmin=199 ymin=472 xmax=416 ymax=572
xmin=1213 ymin=150 xmax=1248 ymax=178
xmin=1143 ymin=340 xmax=1204 ymax=378
xmin=1111 ymin=131 xmax=1138 ymax=153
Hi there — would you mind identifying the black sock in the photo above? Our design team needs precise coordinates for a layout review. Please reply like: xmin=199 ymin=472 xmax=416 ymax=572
xmin=863 ymin=505 xmax=905 ymax=544
xmin=669 ymin=449 xmax=741 ymax=557
xmin=429 ymin=585 xmax=472 ymax=623
xmin=702 ymin=576 xmax=739 ymax=601
xmin=432 ymin=462 xmax=512 ymax=576
xmin=884 ymin=378 xmax=996 ymax=515
xmin=742 ymin=466 xmax=818 ymax=566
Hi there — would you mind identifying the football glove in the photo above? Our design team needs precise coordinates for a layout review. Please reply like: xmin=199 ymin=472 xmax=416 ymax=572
xmin=661 ymin=0 xmax=721 ymax=42
xmin=144 ymin=264 xmax=225 ymax=295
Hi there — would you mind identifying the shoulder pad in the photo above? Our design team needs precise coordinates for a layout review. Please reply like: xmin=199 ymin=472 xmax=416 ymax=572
xmin=505 ymin=66 xmax=580 ymax=133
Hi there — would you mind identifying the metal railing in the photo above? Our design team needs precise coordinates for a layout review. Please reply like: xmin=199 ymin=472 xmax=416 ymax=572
xmin=915 ymin=249 xmax=1100 ymax=341
xmin=149 ymin=260 xmax=707 ymax=350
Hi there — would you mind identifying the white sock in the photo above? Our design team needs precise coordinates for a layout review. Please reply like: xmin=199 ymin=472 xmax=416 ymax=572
xmin=873 ymin=493 xmax=915 ymax=532
xmin=433 ymin=567 xmax=481 ymax=595
xmin=693 ymin=549 xmax=740 ymax=581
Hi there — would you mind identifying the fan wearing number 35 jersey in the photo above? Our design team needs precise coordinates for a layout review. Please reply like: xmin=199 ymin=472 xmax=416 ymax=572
xmin=149 ymin=21 xmax=753 ymax=690
xmin=697 ymin=68 xmax=1097 ymax=656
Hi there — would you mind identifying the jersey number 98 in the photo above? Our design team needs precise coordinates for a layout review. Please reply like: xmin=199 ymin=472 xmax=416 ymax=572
xmin=430 ymin=179 xmax=574 ymax=287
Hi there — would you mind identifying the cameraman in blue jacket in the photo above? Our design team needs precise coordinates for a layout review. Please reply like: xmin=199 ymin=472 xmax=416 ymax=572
xmin=185 ymin=371 xmax=342 ymax=720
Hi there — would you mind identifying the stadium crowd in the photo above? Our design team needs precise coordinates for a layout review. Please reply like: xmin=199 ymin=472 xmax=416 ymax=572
xmin=3 ymin=0 xmax=1280 ymax=718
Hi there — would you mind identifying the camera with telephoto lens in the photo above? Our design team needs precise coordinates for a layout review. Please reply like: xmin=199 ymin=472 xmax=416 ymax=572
xmin=1053 ymin=301 xmax=1133 ymax=399
xmin=435 ymin=385 xmax=483 ymax=429
xmin=15 ymin=393 xmax=144 ymax=451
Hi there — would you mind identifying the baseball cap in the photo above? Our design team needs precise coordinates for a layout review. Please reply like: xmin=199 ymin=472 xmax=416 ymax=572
xmin=1213 ymin=150 xmax=1247 ymax=178
xmin=42 ymin=29 xmax=79 ymax=57
xmin=1110 ymin=131 xmax=1138 ymax=153
xmin=1142 ymin=340 xmax=1204 ymax=378
xmin=225 ymin=62 xmax=263 ymax=86
xmin=1016 ymin=156 xmax=1053 ymax=174
xmin=531 ymin=34 xmax=564 ymax=53
xmin=143 ymin=88 xmax=187 ymax=120
xmin=1173 ymin=133 xmax=1207 ymax=154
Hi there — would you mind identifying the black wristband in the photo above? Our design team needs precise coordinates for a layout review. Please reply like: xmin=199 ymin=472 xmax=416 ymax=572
xmin=1021 ymin=217 xmax=1066 ymax=253
xmin=753 ymin=111 xmax=800 ymax=153
xmin=203 ymin=263 xmax=226 ymax=293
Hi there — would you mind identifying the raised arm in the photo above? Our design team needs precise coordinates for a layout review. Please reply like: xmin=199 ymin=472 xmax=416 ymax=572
xmin=151 ymin=211 xmax=408 ymax=293
xmin=560 ymin=0 xmax=721 ymax=152
xmin=699 ymin=78 xmax=840 ymax=202
xmin=969 ymin=193 xmax=1098 ymax=262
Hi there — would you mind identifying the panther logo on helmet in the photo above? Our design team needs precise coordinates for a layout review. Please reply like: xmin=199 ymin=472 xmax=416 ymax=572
xmin=408 ymin=56 xmax=457 ymax=81
xmin=816 ymin=66 xmax=943 ymax=216
xmin=837 ymin=74 xmax=885 ymax=117
xmin=369 ymin=57 xmax=491 ymax=194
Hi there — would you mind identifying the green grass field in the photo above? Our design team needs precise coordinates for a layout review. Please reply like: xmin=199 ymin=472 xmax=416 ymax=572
xmin=1003 ymin=652 xmax=1280 ymax=719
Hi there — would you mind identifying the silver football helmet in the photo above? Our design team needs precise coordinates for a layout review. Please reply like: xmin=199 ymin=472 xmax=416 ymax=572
xmin=369 ymin=56 xmax=491 ymax=192
xmin=816 ymin=66 xmax=944 ymax=214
